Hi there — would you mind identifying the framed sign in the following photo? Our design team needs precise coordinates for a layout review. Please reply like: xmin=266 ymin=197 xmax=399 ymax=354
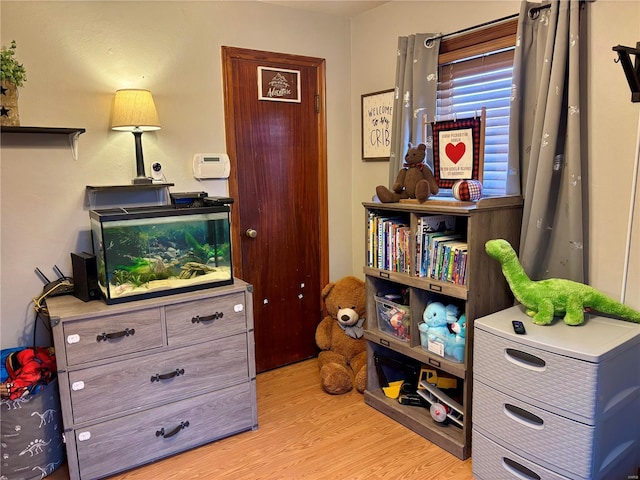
xmin=432 ymin=115 xmax=484 ymax=189
xmin=258 ymin=66 xmax=301 ymax=103
xmin=361 ymin=89 xmax=394 ymax=161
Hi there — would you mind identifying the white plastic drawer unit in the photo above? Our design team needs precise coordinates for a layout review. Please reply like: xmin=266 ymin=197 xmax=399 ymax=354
xmin=472 ymin=429 xmax=572 ymax=480
xmin=474 ymin=306 xmax=640 ymax=423
xmin=473 ymin=378 xmax=598 ymax=479
xmin=472 ymin=305 xmax=640 ymax=480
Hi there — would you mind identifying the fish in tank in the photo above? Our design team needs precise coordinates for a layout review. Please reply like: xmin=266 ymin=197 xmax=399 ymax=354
xmin=90 ymin=205 xmax=232 ymax=304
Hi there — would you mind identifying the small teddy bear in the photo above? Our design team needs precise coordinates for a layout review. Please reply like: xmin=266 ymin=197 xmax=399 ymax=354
xmin=376 ymin=142 xmax=439 ymax=203
xmin=315 ymin=276 xmax=367 ymax=395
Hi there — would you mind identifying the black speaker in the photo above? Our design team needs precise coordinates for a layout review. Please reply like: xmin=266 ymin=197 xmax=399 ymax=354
xmin=71 ymin=252 xmax=100 ymax=302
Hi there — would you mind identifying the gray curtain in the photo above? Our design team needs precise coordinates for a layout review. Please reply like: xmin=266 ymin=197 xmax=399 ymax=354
xmin=507 ymin=0 xmax=586 ymax=282
xmin=388 ymin=34 xmax=441 ymax=186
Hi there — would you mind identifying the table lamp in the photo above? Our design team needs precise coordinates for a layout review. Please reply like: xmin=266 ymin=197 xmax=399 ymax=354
xmin=111 ymin=89 xmax=161 ymax=184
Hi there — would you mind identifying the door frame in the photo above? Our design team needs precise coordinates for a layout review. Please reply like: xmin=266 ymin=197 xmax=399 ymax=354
xmin=221 ymin=46 xmax=329 ymax=290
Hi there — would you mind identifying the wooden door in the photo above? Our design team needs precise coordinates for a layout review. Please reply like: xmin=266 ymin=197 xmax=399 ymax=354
xmin=222 ymin=47 xmax=328 ymax=372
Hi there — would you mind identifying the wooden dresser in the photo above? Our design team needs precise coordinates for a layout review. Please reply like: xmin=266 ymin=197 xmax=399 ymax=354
xmin=46 ymin=280 xmax=257 ymax=480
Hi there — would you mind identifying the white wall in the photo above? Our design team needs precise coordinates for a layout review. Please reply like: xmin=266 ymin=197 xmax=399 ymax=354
xmin=0 ymin=0 xmax=353 ymax=348
xmin=2 ymin=0 xmax=639 ymax=349
xmin=586 ymin=0 xmax=640 ymax=307
xmin=350 ymin=0 xmax=640 ymax=309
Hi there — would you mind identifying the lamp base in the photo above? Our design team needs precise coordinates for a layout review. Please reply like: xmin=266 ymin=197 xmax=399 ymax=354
xmin=132 ymin=176 xmax=153 ymax=185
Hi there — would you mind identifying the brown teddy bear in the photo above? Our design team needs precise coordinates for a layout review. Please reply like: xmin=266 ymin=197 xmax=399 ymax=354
xmin=376 ymin=142 xmax=439 ymax=203
xmin=315 ymin=276 xmax=367 ymax=395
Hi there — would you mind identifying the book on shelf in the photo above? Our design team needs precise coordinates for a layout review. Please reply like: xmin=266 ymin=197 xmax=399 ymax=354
xmin=429 ymin=234 xmax=461 ymax=279
xmin=451 ymin=244 xmax=468 ymax=285
xmin=440 ymin=240 xmax=467 ymax=283
xmin=415 ymin=215 xmax=456 ymax=277
xmin=421 ymin=231 xmax=452 ymax=277
xmin=367 ymin=211 xmax=466 ymax=282
xmin=366 ymin=212 xmax=407 ymax=271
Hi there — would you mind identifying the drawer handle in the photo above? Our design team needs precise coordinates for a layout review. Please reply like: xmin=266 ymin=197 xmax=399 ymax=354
xmin=503 ymin=403 xmax=544 ymax=430
xmin=150 ymin=368 xmax=185 ymax=383
xmin=96 ymin=328 xmax=135 ymax=342
xmin=504 ymin=348 xmax=546 ymax=371
xmin=501 ymin=457 xmax=541 ymax=480
xmin=156 ymin=421 xmax=190 ymax=439
xmin=191 ymin=312 xmax=224 ymax=323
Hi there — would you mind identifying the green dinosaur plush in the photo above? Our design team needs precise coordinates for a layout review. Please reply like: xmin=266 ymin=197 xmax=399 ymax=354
xmin=485 ymin=238 xmax=640 ymax=326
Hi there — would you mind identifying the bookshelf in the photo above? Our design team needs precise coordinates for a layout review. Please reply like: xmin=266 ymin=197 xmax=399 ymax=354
xmin=362 ymin=196 xmax=522 ymax=459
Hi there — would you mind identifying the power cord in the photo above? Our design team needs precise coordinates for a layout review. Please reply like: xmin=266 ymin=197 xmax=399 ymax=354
xmin=31 ymin=265 xmax=74 ymax=346
xmin=33 ymin=280 xmax=73 ymax=318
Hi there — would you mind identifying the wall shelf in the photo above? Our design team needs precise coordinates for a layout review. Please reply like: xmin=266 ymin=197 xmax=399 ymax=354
xmin=0 ymin=126 xmax=86 ymax=135
xmin=1 ymin=126 xmax=86 ymax=160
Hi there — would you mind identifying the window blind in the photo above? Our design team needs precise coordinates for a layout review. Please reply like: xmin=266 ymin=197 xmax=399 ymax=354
xmin=436 ymin=48 xmax=515 ymax=197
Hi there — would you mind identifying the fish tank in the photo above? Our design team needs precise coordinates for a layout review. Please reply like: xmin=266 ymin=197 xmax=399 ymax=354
xmin=90 ymin=205 xmax=232 ymax=304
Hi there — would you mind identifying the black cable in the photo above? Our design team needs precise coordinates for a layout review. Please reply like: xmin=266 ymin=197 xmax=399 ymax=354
xmin=33 ymin=310 xmax=51 ymax=347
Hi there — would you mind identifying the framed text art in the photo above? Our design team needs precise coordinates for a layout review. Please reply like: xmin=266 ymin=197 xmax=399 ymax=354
xmin=258 ymin=66 xmax=301 ymax=103
xmin=361 ymin=89 xmax=394 ymax=161
xmin=431 ymin=113 xmax=485 ymax=189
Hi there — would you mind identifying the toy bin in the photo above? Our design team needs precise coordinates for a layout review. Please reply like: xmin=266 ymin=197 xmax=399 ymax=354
xmin=1 ymin=347 xmax=65 ymax=480
xmin=375 ymin=296 xmax=411 ymax=342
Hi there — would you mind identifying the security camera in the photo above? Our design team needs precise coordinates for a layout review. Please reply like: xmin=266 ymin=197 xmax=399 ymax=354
xmin=151 ymin=162 xmax=163 ymax=181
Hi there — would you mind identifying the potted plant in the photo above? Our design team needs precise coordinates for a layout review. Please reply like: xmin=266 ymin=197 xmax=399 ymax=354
xmin=1 ymin=40 xmax=27 ymax=126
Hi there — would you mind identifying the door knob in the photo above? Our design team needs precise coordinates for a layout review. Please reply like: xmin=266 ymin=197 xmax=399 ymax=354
xmin=246 ymin=228 xmax=258 ymax=238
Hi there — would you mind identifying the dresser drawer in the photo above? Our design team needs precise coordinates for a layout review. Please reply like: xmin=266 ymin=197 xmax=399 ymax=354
xmin=68 ymin=334 xmax=249 ymax=424
xmin=165 ymin=292 xmax=247 ymax=346
xmin=473 ymin=378 xmax=640 ymax=480
xmin=473 ymin=328 xmax=598 ymax=422
xmin=472 ymin=429 xmax=570 ymax=480
xmin=74 ymin=382 xmax=254 ymax=480
xmin=62 ymin=308 xmax=163 ymax=366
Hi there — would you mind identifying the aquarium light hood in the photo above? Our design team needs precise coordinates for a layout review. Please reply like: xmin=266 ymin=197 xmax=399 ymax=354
xmin=111 ymin=89 xmax=162 ymax=184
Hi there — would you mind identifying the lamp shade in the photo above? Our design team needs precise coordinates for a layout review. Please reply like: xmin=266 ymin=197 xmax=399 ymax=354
xmin=111 ymin=89 xmax=161 ymax=131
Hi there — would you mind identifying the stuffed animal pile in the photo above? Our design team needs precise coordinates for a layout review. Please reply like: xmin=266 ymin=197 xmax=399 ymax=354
xmin=376 ymin=143 xmax=439 ymax=203
xmin=418 ymin=302 xmax=466 ymax=363
xmin=315 ymin=276 xmax=367 ymax=394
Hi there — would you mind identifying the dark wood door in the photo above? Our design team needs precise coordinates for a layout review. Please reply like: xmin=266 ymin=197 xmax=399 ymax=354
xmin=222 ymin=47 xmax=329 ymax=372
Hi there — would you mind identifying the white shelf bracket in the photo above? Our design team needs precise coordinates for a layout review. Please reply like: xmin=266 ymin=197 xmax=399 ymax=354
xmin=69 ymin=131 xmax=81 ymax=160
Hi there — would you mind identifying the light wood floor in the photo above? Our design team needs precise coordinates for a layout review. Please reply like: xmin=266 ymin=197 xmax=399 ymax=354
xmin=50 ymin=359 xmax=474 ymax=479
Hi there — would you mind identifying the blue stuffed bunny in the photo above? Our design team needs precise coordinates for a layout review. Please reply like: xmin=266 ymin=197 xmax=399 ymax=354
xmin=420 ymin=302 xmax=465 ymax=362
xmin=444 ymin=314 xmax=466 ymax=362
xmin=422 ymin=302 xmax=459 ymax=340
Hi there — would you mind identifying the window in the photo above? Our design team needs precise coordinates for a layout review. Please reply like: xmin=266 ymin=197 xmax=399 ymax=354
xmin=436 ymin=19 xmax=517 ymax=197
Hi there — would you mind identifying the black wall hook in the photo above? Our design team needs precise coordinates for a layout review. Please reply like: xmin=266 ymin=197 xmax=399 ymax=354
xmin=612 ymin=43 xmax=640 ymax=103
